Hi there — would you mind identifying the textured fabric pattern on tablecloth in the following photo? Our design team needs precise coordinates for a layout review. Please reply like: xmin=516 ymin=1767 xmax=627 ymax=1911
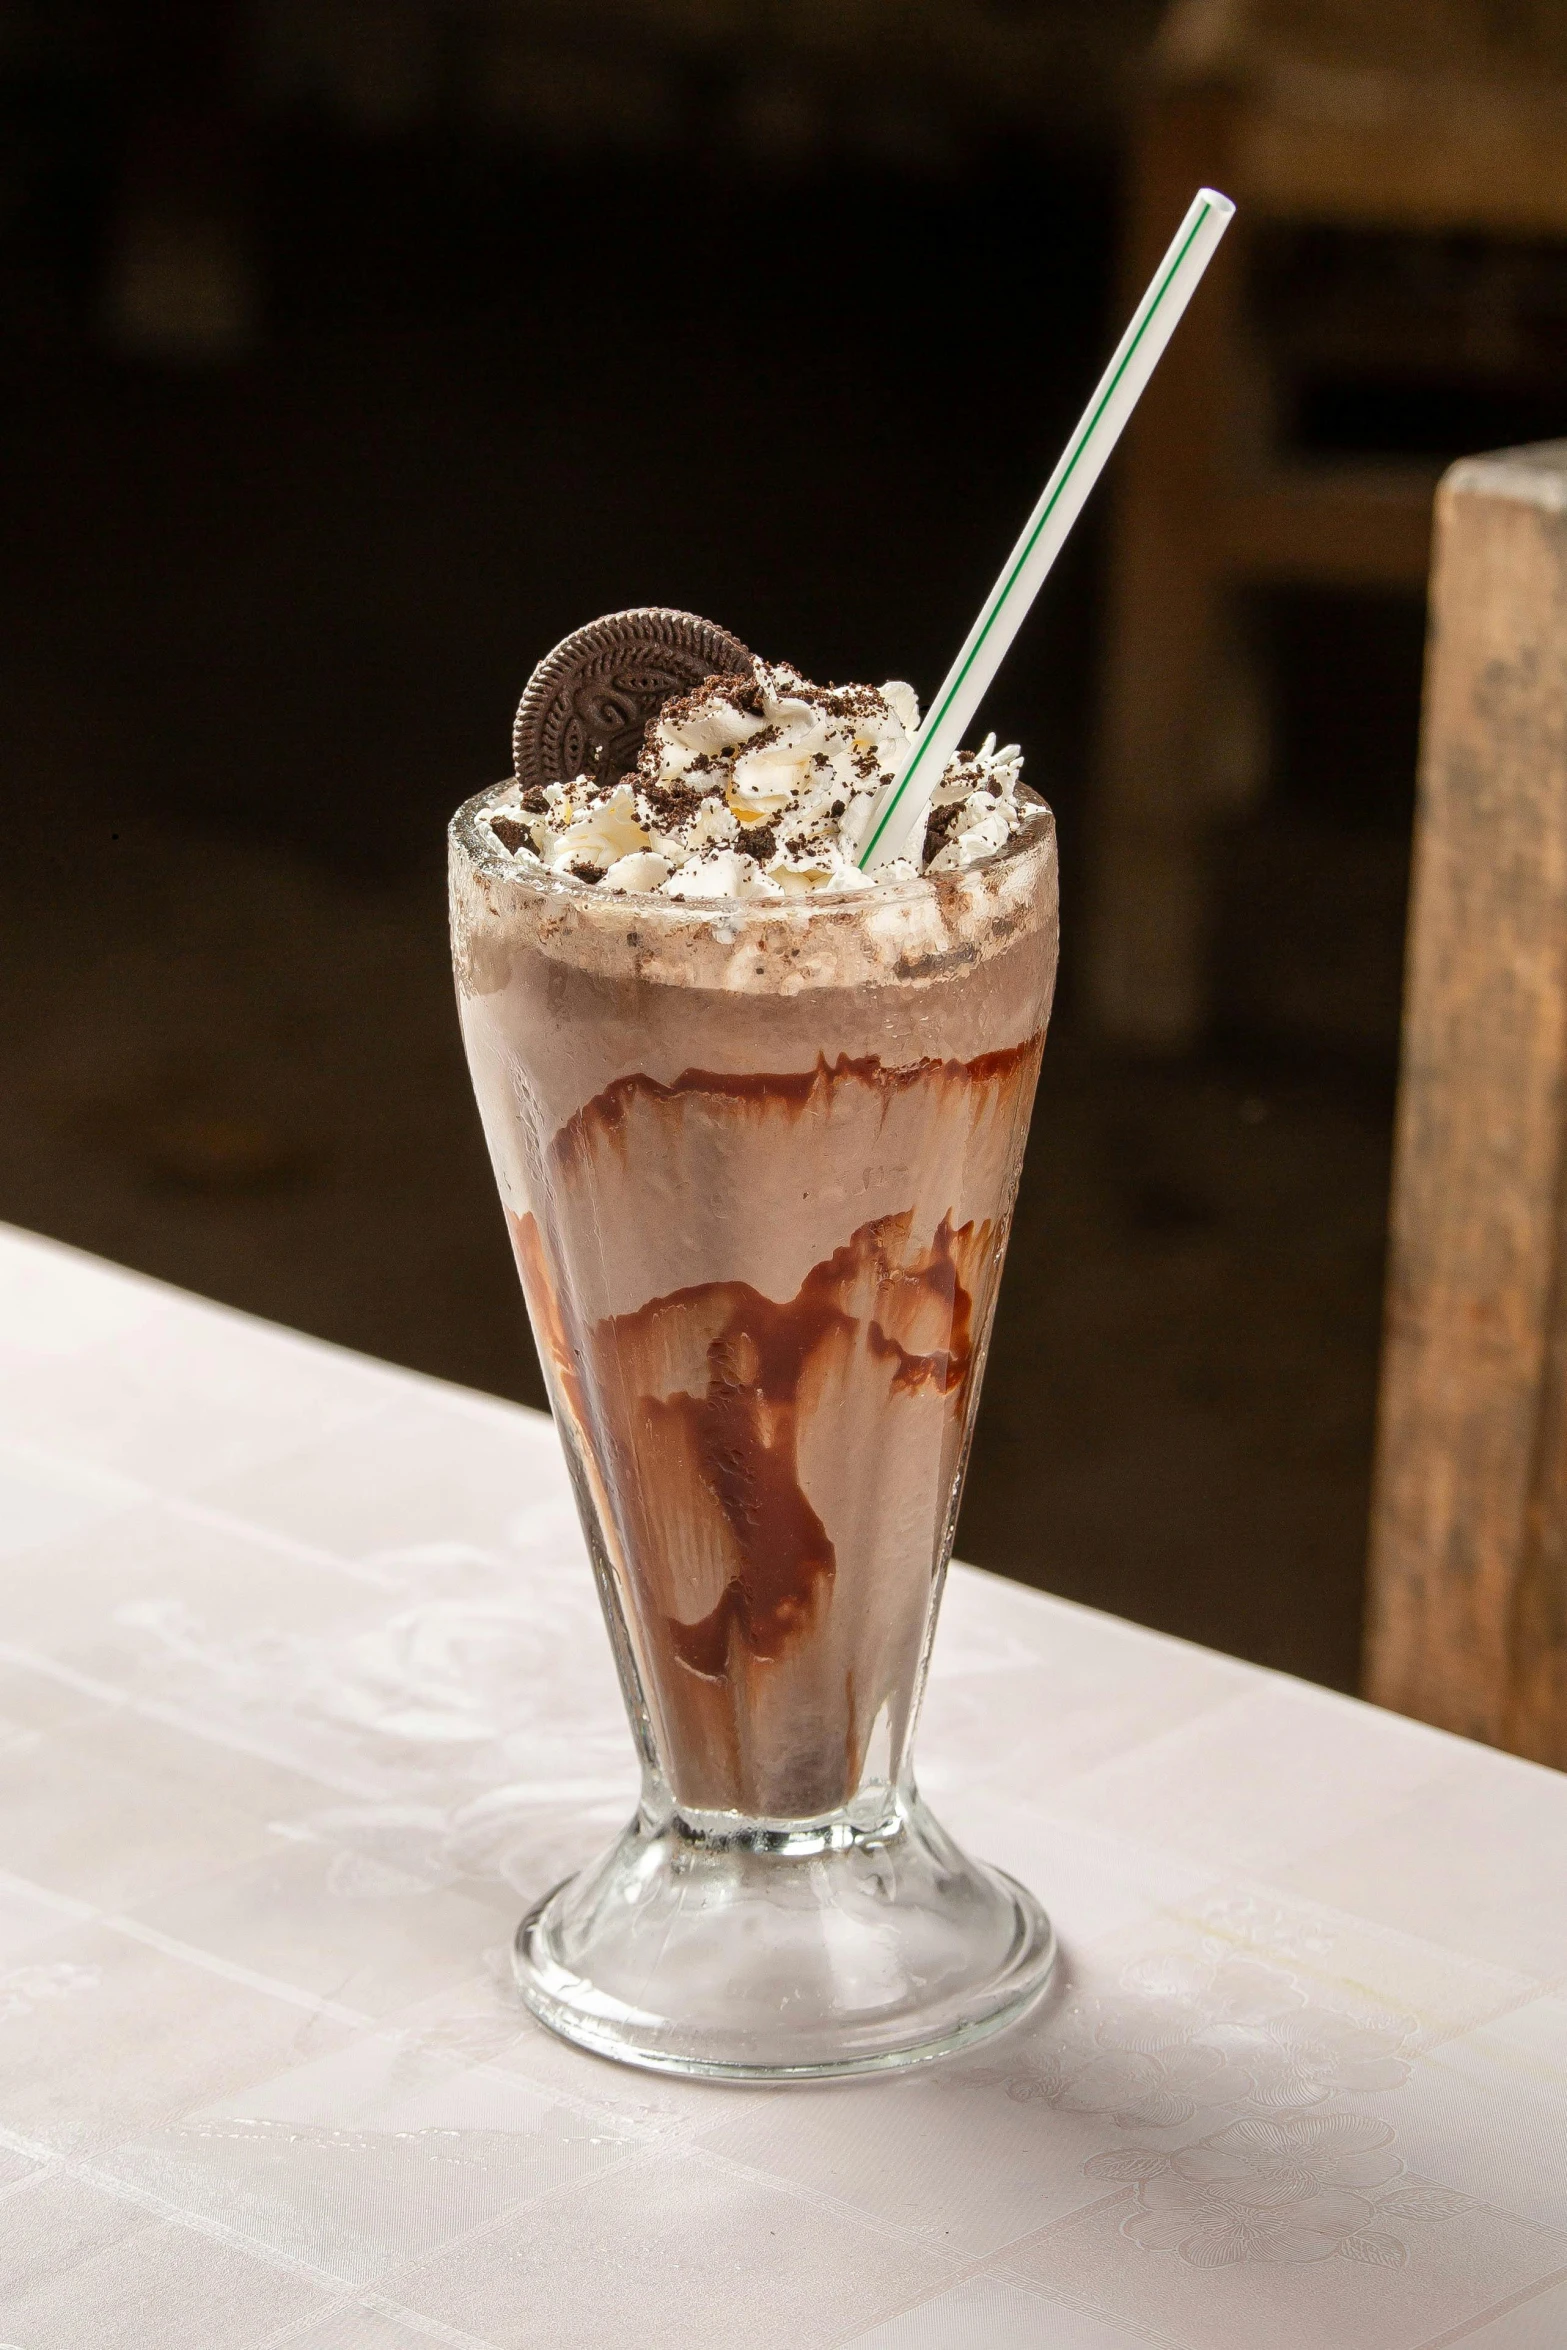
xmin=0 ymin=1222 xmax=1564 ymax=2349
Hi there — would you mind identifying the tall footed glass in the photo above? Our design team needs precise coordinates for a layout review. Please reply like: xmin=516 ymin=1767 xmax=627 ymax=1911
xmin=450 ymin=786 xmax=1059 ymax=2078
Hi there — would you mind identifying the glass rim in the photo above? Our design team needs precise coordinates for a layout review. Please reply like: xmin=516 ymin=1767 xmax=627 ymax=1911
xmin=449 ymin=777 xmax=1054 ymax=927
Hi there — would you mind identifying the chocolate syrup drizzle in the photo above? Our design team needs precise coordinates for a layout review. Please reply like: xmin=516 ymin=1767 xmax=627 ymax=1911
xmin=551 ymin=1045 xmax=1037 ymax=1173
xmin=509 ymin=1038 xmax=1041 ymax=1814
xmin=617 ymin=1206 xmax=976 ymax=1686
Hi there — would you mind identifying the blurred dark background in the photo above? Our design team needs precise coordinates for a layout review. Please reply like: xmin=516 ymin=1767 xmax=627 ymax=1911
xmin=3 ymin=0 xmax=1564 ymax=1692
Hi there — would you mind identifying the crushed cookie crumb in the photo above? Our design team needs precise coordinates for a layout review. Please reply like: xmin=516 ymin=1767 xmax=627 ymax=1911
xmin=922 ymin=801 xmax=966 ymax=857
xmin=641 ymin=778 xmax=705 ymax=830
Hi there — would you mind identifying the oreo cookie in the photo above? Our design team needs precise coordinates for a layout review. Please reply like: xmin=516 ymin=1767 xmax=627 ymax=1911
xmin=513 ymin=608 xmax=754 ymax=796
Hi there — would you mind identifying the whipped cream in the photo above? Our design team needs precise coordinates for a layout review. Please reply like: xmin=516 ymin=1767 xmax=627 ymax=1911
xmin=484 ymin=659 xmax=1025 ymax=898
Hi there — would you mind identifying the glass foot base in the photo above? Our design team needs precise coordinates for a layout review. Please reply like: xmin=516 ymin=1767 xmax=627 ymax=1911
xmin=513 ymin=1789 xmax=1055 ymax=2080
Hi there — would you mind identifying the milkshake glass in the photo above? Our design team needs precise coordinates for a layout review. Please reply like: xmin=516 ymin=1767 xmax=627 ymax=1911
xmin=450 ymin=783 xmax=1058 ymax=2077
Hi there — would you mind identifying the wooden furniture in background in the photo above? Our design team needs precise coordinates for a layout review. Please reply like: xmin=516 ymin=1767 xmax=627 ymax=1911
xmin=1091 ymin=0 xmax=1567 ymax=1051
xmin=1365 ymin=441 xmax=1567 ymax=1769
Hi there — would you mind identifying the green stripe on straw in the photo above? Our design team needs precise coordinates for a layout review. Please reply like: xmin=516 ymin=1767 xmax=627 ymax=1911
xmin=859 ymin=188 xmax=1230 ymax=871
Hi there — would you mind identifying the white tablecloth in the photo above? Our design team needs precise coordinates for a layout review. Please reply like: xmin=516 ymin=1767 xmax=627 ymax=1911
xmin=0 ymin=1222 xmax=1564 ymax=2349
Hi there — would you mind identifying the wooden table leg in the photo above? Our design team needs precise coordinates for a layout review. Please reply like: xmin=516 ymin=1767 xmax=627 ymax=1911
xmin=1088 ymin=90 xmax=1240 ymax=1052
xmin=1366 ymin=443 xmax=1567 ymax=1765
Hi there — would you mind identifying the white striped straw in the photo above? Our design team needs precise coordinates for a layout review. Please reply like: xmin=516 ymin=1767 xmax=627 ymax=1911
xmin=859 ymin=186 xmax=1235 ymax=872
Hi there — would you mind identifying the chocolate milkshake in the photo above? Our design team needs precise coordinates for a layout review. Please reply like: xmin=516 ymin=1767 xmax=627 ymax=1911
xmin=451 ymin=610 xmax=1058 ymax=2076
